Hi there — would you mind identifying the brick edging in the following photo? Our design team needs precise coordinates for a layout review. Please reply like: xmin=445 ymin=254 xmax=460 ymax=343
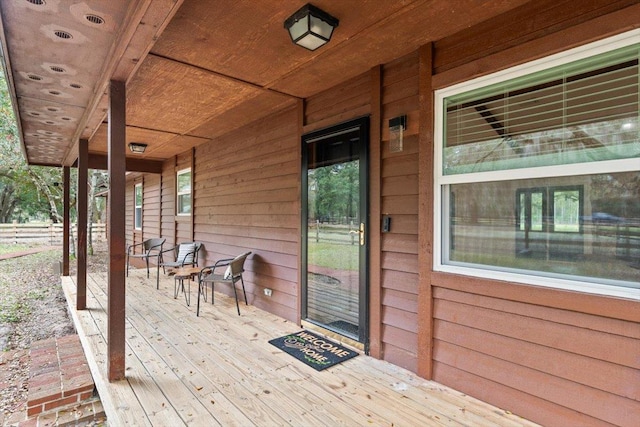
xmin=26 ymin=334 xmax=95 ymax=417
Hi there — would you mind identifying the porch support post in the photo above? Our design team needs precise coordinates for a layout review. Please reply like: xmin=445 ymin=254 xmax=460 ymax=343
xmin=296 ymin=98 xmax=303 ymax=325
xmin=76 ymin=138 xmax=89 ymax=310
xmin=417 ymin=43 xmax=435 ymax=379
xmin=107 ymin=80 xmax=127 ymax=381
xmin=190 ymin=147 xmax=195 ymax=241
xmin=62 ymin=166 xmax=70 ymax=276
xmin=368 ymin=65 xmax=382 ymax=357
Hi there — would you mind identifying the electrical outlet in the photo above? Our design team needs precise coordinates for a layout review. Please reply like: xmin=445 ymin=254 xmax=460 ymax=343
xmin=264 ymin=288 xmax=273 ymax=297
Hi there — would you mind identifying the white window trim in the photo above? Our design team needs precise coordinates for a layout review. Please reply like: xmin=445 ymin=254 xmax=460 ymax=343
xmin=134 ymin=182 xmax=143 ymax=230
xmin=176 ymin=167 xmax=192 ymax=216
xmin=433 ymin=29 xmax=640 ymax=301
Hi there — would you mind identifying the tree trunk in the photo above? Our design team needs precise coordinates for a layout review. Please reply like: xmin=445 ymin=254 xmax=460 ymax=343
xmin=0 ymin=184 xmax=17 ymax=223
xmin=87 ymin=170 xmax=98 ymax=256
xmin=27 ymin=168 xmax=62 ymax=223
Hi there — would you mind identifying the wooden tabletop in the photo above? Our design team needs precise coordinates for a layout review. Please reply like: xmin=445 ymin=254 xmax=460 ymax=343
xmin=171 ymin=266 xmax=201 ymax=278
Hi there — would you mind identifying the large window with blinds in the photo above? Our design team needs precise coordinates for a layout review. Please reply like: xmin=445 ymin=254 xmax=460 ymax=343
xmin=435 ymin=31 xmax=640 ymax=299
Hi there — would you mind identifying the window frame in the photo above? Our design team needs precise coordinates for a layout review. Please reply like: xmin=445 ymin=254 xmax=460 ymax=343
xmin=134 ymin=182 xmax=143 ymax=230
xmin=176 ymin=167 xmax=192 ymax=216
xmin=433 ymin=30 xmax=640 ymax=301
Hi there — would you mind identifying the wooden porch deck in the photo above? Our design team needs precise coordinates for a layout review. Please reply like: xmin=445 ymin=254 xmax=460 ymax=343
xmin=61 ymin=270 xmax=538 ymax=427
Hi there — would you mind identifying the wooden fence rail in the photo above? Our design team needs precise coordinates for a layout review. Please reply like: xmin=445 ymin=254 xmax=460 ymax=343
xmin=0 ymin=223 xmax=106 ymax=245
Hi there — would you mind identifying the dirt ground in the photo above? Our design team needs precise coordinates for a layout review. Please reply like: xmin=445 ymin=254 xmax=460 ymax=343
xmin=0 ymin=242 xmax=109 ymax=424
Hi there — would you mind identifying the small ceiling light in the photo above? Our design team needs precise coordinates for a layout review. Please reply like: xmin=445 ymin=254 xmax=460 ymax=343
xmin=128 ymin=142 xmax=147 ymax=154
xmin=284 ymin=3 xmax=339 ymax=51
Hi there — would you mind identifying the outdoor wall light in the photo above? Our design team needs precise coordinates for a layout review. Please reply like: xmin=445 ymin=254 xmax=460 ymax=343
xmin=389 ymin=115 xmax=407 ymax=153
xmin=284 ymin=3 xmax=339 ymax=51
xmin=128 ymin=142 xmax=147 ymax=154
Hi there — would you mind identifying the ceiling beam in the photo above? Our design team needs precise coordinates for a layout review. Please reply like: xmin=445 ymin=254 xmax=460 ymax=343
xmin=88 ymin=153 xmax=163 ymax=173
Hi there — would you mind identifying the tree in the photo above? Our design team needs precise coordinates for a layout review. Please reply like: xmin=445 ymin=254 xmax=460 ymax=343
xmin=0 ymin=67 xmax=75 ymax=223
xmin=311 ymin=160 xmax=359 ymax=223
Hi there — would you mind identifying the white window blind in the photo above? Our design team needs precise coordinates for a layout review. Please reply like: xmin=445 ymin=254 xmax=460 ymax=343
xmin=444 ymin=44 xmax=639 ymax=175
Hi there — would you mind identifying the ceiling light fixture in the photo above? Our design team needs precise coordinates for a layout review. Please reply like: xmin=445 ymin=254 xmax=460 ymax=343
xmin=128 ymin=142 xmax=147 ymax=154
xmin=284 ymin=3 xmax=339 ymax=51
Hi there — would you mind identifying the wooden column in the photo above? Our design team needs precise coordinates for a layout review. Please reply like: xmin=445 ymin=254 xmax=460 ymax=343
xmin=190 ymin=147 xmax=195 ymax=241
xmin=417 ymin=43 xmax=435 ymax=379
xmin=296 ymin=98 xmax=304 ymax=325
xmin=62 ymin=166 xmax=70 ymax=276
xmin=76 ymin=138 xmax=88 ymax=310
xmin=368 ymin=65 xmax=382 ymax=358
xmin=107 ymin=80 xmax=127 ymax=381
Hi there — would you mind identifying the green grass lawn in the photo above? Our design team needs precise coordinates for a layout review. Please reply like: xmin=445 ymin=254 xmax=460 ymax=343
xmin=0 ymin=244 xmax=34 ymax=255
xmin=307 ymin=239 xmax=359 ymax=271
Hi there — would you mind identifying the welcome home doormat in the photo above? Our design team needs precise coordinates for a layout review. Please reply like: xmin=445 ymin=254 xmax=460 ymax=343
xmin=269 ymin=330 xmax=358 ymax=371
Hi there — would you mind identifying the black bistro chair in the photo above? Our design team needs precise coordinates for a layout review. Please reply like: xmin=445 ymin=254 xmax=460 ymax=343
xmin=156 ymin=242 xmax=202 ymax=289
xmin=126 ymin=238 xmax=165 ymax=278
xmin=197 ymin=251 xmax=251 ymax=316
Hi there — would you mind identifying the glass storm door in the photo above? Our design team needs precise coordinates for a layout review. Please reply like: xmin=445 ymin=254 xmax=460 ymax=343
xmin=302 ymin=117 xmax=369 ymax=345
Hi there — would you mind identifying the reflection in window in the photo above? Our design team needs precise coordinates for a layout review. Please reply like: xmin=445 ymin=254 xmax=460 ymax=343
xmin=447 ymin=174 xmax=638 ymax=286
xmin=444 ymin=45 xmax=640 ymax=175
xmin=176 ymin=168 xmax=191 ymax=215
xmin=134 ymin=183 xmax=142 ymax=230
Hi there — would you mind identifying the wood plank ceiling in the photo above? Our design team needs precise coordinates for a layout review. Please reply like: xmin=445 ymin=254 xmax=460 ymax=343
xmin=0 ymin=0 xmax=531 ymax=168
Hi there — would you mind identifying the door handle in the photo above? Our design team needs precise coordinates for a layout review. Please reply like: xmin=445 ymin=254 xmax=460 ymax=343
xmin=359 ymin=223 xmax=365 ymax=246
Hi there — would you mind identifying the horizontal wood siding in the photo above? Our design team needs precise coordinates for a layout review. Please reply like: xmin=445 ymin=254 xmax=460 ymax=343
xmin=142 ymin=174 xmax=161 ymax=239
xmin=380 ymin=52 xmax=420 ymax=372
xmin=432 ymin=276 xmax=640 ymax=426
xmin=193 ymin=106 xmax=299 ymax=322
xmin=428 ymin=4 xmax=640 ymax=426
xmin=433 ymin=0 xmax=639 ymax=75
xmin=160 ymin=160 xmax=175 ymax=248
xmin=304 ymin=71 xmax=371 ymax=131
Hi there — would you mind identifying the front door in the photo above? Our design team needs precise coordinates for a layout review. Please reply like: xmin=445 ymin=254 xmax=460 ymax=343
xmin=302 ymin=117 xmax=369 ymax=346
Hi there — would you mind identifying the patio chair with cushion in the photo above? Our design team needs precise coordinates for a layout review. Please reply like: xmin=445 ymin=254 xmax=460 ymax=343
xmin=156 ymin=242 xmax=203 ymax=289
xmin=197 ymin=251 xmax=251 ymax=316
xmin=126 ymin=238 xmax=166 ymax=278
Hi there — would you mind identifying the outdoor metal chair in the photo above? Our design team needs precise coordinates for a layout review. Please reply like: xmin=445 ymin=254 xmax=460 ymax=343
xmin=126 ymin=238 xmax=165 ymax=278
xmin=197 ymin=251 xmax=251 ymax=316
xmin=156 ymin=242 xmax=202 ymax=289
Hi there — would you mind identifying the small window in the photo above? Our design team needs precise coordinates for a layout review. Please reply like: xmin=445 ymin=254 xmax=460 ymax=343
xmin=134 ymin=183 xmax=142 ymax=230
xmin=176 ymin=168 xmax=191 ymax=215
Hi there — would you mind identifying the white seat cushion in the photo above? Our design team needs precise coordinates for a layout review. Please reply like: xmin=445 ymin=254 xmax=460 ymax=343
xmin=177 ymin=244 xmax=195 ymax=264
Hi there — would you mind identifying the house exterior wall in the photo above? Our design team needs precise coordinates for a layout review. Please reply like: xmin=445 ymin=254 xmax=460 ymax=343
xmin=123 ymin=2 xmax=639 ymax=425
xmin=193 ymin=107 xmax=300 ymax=321
xmin=380 ymin=52 xmax=421 ymax=372
xmin=426 ymin=2 xmax=640 ymax=426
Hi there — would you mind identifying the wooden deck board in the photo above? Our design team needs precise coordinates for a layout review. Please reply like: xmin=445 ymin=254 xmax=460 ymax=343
xmin=62 ymin=270 xmax=539 ymax=427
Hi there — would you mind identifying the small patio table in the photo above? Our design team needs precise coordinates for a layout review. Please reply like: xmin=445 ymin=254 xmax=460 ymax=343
xmin=172 ymin=266 xmax=201 ymax=306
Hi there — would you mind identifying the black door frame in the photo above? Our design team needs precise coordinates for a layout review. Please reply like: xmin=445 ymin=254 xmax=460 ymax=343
xmin=301 ymin=116 xmax=370 ymax=348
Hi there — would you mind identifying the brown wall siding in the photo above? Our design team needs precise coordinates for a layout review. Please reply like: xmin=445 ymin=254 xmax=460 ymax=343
xmin=193 ymin=106 xmax=300 ymax=321
xmin=431 ymin=277 xmax=640 ymax=426
xmin=160 ymin=160 xmax=175 ymax=248
xmin=142 ymin=174 xmax=161 ymax=238
xmin=304 ymin=72 xmax=371 ymax=131
xmin=379 ymin=52 xmax=421 ymax=372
